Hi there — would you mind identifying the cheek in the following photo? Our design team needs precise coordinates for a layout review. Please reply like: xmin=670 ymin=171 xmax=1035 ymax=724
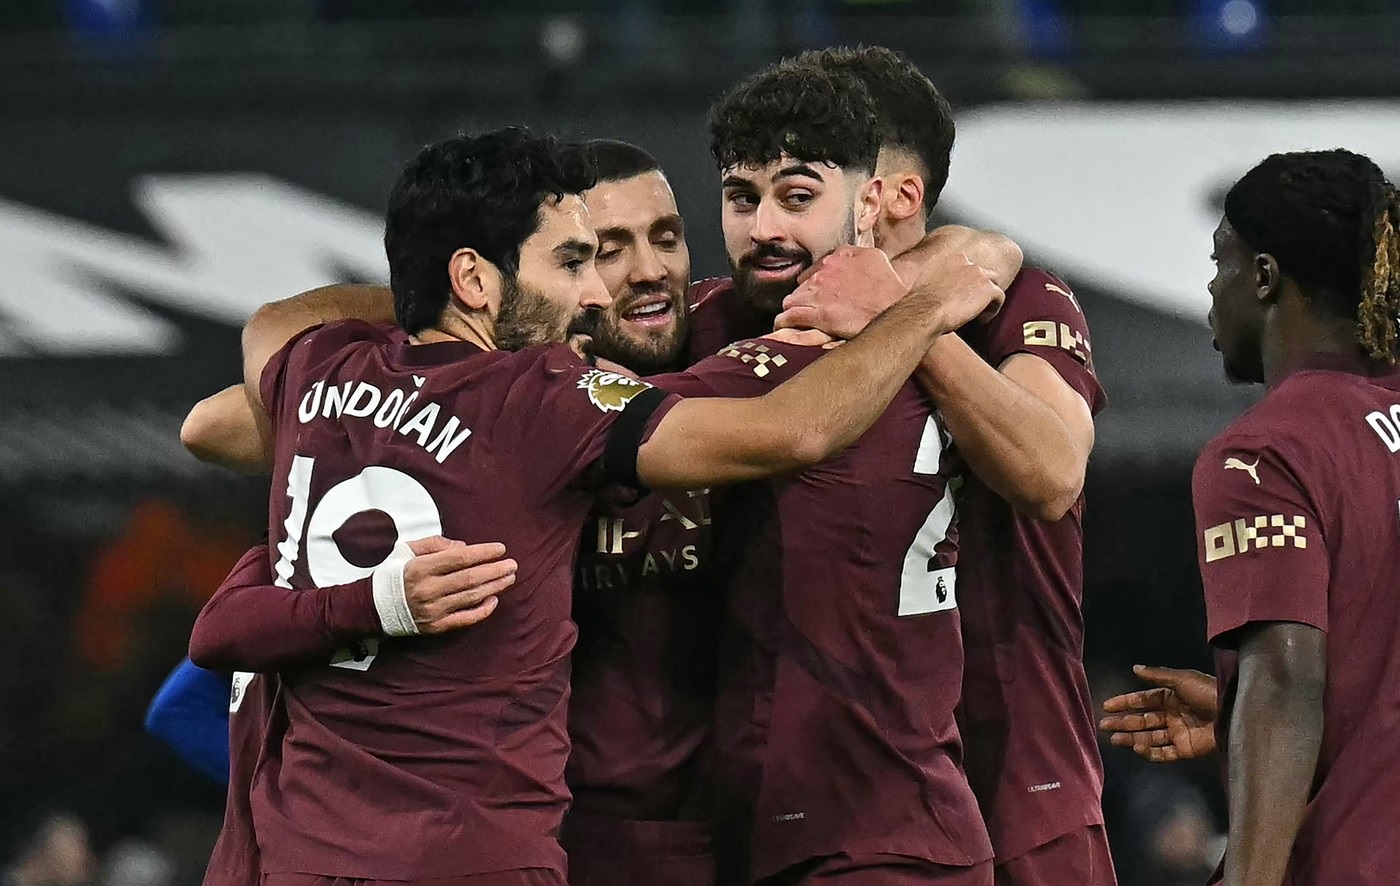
xmin=722 ymin=216 xmax=749 ymax=257
xmin=596 ymin=262 xmax=627 ymax=298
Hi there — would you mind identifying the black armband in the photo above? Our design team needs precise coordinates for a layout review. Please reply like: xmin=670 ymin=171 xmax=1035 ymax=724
xmin=602 ymin=386 xmax=670 ymax=490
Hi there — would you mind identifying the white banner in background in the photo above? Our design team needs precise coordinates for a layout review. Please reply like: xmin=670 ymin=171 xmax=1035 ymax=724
xmin=0 ymin=175 xmax=386 ymax=357
xmin=943 ymin=101 xmax=1400 ymax=323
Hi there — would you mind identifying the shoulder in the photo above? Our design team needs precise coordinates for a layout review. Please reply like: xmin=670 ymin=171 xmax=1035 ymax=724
xmin=509 ymin=344 xmax=660 ymax=410
xmin=713 ymin=334 xmax=825 ymax=374
xmin=1193 ymin=392 xmax=1311 ymax=498
xmin=687 ymin=276 xmax=734 ymax=312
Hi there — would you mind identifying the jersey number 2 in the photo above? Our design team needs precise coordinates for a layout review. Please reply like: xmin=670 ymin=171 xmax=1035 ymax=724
xmin=273 ymin=454 xmax=444 ymax=670
xmin=899 ymin=416 xmax=959 ymax=616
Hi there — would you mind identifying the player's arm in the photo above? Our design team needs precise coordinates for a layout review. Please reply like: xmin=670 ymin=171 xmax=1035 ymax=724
xmin=1099 ymin=664 xmax=1219 ymax=762
xmin=181 ymin=384 xmax=271 ymax=473
xmin=145 ymin=658 xmax=232 ymax=785
xmin=242 ymin=283 xmax=395 ymax=415
xmin=189 ymin=537 xmax=517 ymax=672
xmin=633 ymin=248 xmax=1002 ymax=488
xmin=1191 ymin=435 xmax=1329 ymax=886
xmin=778 ymin=233 xmax=1092 ymax=521
xmin=180 ymin=284 xmax=395 ymax=469
xmin=916 ymin=340 xmax=1093 ymax=521
xmin=1222 ymin=621 xmax=1326 ymax=886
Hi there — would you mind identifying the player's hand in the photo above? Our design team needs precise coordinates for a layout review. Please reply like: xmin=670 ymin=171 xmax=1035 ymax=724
xmin=774 ymin=245 xmax=907 ymax=339
xmin=762 ymin=328 xmax=838 ymax=348
xmin=905 ymin=226 xmax=1024 ymax=291
xmin=402 ymin=537 xmax=518 ymax=635
xmin=904 ymin=249 xmax=1006 ymax=332
xmin=1099 ymin=665 xmax=1219 ymax=763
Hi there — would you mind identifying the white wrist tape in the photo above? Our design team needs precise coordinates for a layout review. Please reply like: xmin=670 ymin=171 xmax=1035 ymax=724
xmin=372 ymin=541 xmax=420 ymax=637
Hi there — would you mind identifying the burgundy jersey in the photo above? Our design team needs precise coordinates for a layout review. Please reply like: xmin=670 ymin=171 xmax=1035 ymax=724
xmin=651 ymin=337 xmax=991 ymax=880
xmin=562 ymin=278 xmax=734 ymax=821
xmin=204 ymin=547 xmax=280 ymax=886
xmin=686 ymin=277 xmax=766 ymax=362
xmin=954 ymin=269 xmax=1110 ymax=862
xmin=566 ymin=484 xmax=718 ymax=819
xmin=1193 ymin=352 xmax=1400 ymax=885
xmin=253 ymin=321 xmax=677 ymax=880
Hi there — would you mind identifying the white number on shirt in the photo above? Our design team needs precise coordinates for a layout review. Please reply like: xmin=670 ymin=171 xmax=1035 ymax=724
xmin=274 ymin=454 xmax=444 ymax=670
xmin=898 ymin=416 xmax=960 ymax=616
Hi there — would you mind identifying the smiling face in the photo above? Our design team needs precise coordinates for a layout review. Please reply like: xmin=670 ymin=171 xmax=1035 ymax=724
xmin=583 ymin=170 xmax=692 ymax=374
xmin=721 ymin=153 xmax=871 ymax=318
xmin=1207 ymin=216 xmax=1268 ymax=384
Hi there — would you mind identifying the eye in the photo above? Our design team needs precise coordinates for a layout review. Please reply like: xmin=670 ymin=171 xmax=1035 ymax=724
xmin=726 ymin=192 xmax=758 ymax=210
xmin=781 ymin=190 xmax=815 ymax=208
xmin=597 ymin=244 xmax=622 ymax=262
xmin=654 ymin=233 xmax=680 ymax=251
xmin=564 ymin=259 xmax=586 ymax=272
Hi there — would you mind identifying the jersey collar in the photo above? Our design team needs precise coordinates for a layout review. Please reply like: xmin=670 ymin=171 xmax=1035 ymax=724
xmin=1276 ymin=349 xmax=1400 ymax=384
xmin=393 ymin=338 xmax=487 ymax=367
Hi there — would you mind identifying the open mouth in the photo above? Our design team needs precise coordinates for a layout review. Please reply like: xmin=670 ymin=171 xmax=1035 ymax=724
xmin=621 ymin=295 xmax=674 ymax=329
xmin=747 ymin=255 xmax=806 ymax=282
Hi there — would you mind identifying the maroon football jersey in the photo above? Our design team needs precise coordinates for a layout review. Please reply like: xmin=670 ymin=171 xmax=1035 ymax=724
xmin=954 ymin=269 xmax=1110 ymax=862
xmin=686 ymin=277 xmax=766 ymax=362
xmin=650 ymin=337 xmax=991 ymax=880
xmin=252 ymin=320 xmax=677 ymax=880
xmin=566 ymin=485 xmax=718 ymax=819
xmin=1193 ymin=351 xmax=1400 ymax=885
xmin=203 ymin=547 xmax=279 ymax=886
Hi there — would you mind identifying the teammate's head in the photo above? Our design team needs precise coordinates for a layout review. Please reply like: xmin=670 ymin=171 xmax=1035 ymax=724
xmin=1211 ymin=149 xmax=1400 ymax=382
xmin=583 ymin=139 xmax=691 ymax=375
xmin=384 ymin=127 xmax=609 ymax=350
xmin=799 ymin=45 xmax=955 ymax=230
xmin=709 ymin=58 xmax=884 ymax=317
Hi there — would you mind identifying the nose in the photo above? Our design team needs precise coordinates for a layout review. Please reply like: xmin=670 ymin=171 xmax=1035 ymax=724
xmin=630 ymin=242 xmax=667 ymax=286
xmin=750 ymin=198 xmax=787 ymax=245
xmin=580 ymin=264 xmax=612 ymax=311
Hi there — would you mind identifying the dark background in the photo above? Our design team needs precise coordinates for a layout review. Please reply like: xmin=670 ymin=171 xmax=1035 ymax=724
xmin=2 ymin=2 xmax=1396 ymax=884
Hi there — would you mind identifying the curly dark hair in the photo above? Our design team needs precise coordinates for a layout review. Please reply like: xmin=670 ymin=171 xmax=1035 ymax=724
xmin=798 ymin=45 xmax=955 ymax=214
xmin=384 ymin=127 xmax=596 ymax=334
xmin=708 ymin=58 xmax=882 ymax=173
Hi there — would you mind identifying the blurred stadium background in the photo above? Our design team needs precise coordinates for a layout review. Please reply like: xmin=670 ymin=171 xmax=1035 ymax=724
xmin=2 ymin=1 xmax=1398 ymax=884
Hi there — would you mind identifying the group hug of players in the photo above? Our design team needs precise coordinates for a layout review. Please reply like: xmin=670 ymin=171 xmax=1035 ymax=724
xmin=145 ymin=44 xmax=1400 ymax=886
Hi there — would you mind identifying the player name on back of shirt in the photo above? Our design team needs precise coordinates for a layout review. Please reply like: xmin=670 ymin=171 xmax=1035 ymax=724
xmin=294 ymin=374 xmax=473 ymax=464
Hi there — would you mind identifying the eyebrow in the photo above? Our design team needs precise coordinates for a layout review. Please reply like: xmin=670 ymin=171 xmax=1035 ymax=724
xmin=652 ymin=214 xmax=684 ymax=235
xmin=553 ymin=238 xmax=596 ymax=260
xmin=773 ymin=163 xmax=825 ymax=184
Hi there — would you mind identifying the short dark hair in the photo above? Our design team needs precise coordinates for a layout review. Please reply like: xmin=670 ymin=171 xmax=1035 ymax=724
xmin=709 ymin=57 xmax=882 ymax=174
xmin=586 ymin=139 xmax=661 ymax=183
xmin=1225 ymin=149 xmax=1400 ymax=363
xmin=800 ymin=45 xmax=955 ymax=213
xmin=384 ymin=127 xmax=595 ymax=334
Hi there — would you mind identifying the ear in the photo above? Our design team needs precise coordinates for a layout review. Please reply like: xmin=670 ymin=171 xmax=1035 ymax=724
xmin=855 ymin=177 xmax=884 ymax=249
xmin=447 ymin=248 xmax=496 ymax=313
xmin=1255 ymin=253 xmax=1282 ymax=304
xmin=882 ymin=173 xmax=926 ymax=226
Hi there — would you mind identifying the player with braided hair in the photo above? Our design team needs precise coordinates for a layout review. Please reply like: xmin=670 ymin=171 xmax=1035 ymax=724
xmin=1100 ymin=149 xmax=1400 ymax=886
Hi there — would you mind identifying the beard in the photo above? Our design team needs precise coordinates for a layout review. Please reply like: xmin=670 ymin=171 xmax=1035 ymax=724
xmin=493 ymin=274 xmax=576 ymax=352
xmin=590 ymin=283 xmax=691 ymax=375
xmin=730 ymin=211 xmax=856 ymax=319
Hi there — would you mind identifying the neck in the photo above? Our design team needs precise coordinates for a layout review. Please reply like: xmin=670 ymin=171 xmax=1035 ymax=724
xmin=412 ymin=311 xmax=496 ymax=351
xmin=1261 ymin=310 xmax=1363 ymax=387
xmin=875 ymin=214 xmax=926 ymax=260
